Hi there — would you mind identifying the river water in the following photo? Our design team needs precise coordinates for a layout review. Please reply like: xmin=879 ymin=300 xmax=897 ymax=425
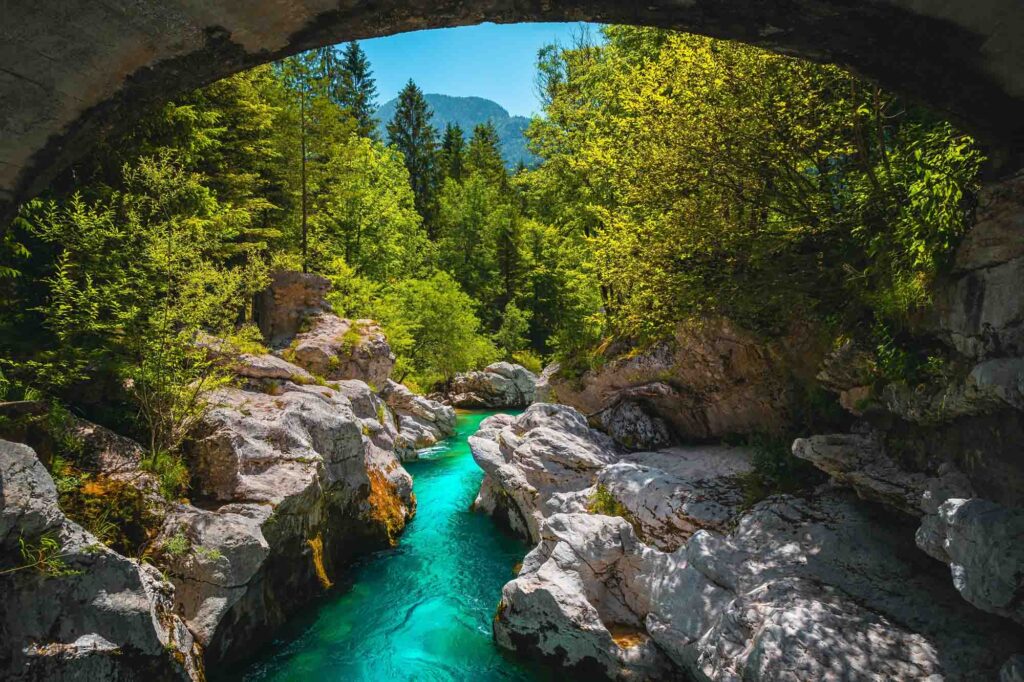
xmin=234 ymin=410 xmax=549 ymax=682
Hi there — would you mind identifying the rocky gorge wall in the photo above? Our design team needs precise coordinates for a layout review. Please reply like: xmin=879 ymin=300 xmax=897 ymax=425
xmin=0 ymin=271 xmax=456 ymax=679
xmin=472 ymin=174 xmax=1024 ymax=680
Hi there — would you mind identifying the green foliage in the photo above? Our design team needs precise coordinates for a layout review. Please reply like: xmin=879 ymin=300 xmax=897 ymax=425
xmin=0 ymin=534 xmax=81 ymax=578
xmin=334 ymin=42 xmax=379 ymax=139
xmin=493 ymin=302 xmax=531 ymax=359
xmin=162 ymin=531 xmax=191 ymax=557
xmin=387 ymin=80 xmax=440 ymax=234
xmin=140 ymin=451 xmax=190 ymax=500
xmin=587 ymin=484 xmax=629 ymax=518
xmin=511 ymin=350 xmax=544 ymax=375
xmin=525 ymin=27 xmax=982 ymax=362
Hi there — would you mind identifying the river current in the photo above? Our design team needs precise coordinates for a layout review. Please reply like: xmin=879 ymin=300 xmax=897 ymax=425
xmin=234 ymin=410 xmax=550 ymax=681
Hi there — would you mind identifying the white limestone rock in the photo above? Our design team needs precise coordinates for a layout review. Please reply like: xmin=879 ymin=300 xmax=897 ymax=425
xmin=0 ymin=440 xmax=199 ymax=681
xmin=450 ymin=362 xmax=538 ymax=408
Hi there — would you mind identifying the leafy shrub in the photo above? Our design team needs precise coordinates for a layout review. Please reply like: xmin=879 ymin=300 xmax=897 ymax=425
xmin=587 ymin=484 xmax=628 ymax=517
xmin=140 ymin=451 xmax=190 ymax=500
xmin=511 ymin=350 xmax=544 ymax=374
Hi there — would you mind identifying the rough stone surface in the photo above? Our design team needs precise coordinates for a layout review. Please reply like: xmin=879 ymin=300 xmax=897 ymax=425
xmin=255 ymin=271 xmax=331 ymax=347
xmin=167 ymin=357 xmax=414 ymax=665
xmin=593 ymin=399 xmax=673 ymax=451
xmin=601 ymin=447 xmax=753 ymax=551
xmin=933 ymin=173 xmax=1024 ymax=359
xmin=450 ymin=362 xmax=537 ymax=408
xmin=792 ymin=432 xmax=928 ymax=514
xmin=882 ymin=357 xmax=1024 ymax=424
xmin=4 ymin=0 xmax=1024 ymax=227
xmin=471 ymin=404 xmax=753 ymax=553
xmin=470 ymin=404 xmax=617 ymax=542
xmin=921 ymin=497 xmax=1024 ymax=626
xmin=0 ymin=440 xmax=199 ymax=681
xmin=287 ymin=314 xmax=395 ymax=388
xmin=380 ymin=380 xmax=456 ymax=459
xmin=540 ymin=319 xmax=825 ymax=441
xmin=494 ymin=493 xmax=1023 ymax=681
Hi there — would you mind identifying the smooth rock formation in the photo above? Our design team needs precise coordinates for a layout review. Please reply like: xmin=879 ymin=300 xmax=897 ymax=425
xmin=173 ymin=358 xmax=415 ymax=665
xmin=539 ymin=319 xmax=825 ymax=441
xmin=450 ymin=362 xmax=537 ymax=408
xmin=494 ymin=493 xmax=1022 ymax=681
xmin=286 ymin=315 xmax=395 ymax=388
xmin=0 ymin=440 xmax=201 ymax=681
xmin=380 ymin=380 xmax=456 ymax=459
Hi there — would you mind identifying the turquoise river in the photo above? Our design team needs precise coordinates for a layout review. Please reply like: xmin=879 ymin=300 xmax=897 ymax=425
xmin=232 ymin=410 xmax=553 ymax=682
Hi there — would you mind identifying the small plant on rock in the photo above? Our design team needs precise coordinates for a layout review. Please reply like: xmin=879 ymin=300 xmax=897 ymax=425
xmin=588 ymin=484 xmax=629 ymax=517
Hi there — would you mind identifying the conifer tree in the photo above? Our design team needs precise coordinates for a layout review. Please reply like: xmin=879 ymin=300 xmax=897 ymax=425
xmin=440 ymin=123 xmax=466 ymax=182
xmin=387 ymin=80 xmax=439 ymax=236
xmin=466 ymin=121 xmax=506 ymax=185
xmin=336 ymin=42 xmax=379 ymax=138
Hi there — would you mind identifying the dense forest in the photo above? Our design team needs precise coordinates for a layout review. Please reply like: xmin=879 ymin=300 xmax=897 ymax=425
xmin=0 ymin=26 xmax=981 ymax=469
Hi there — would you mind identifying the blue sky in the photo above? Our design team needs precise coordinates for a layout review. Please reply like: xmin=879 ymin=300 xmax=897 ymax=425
xmin=356 ymin=22 xmax=597 ymax=118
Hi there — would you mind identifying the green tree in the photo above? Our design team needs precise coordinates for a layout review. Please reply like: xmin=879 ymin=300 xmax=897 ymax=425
xmin=336 ymin=42 xmax=379 ymax=138
xmin=493 ymin=302 xmax=531 ymax=358
xmin=386 ymin=80 xmax=440 ymax=236
xmin=440 ymin=123 xmax=466 ymax=182
xmin=466 ymin=122 xmax=507 ymax=186
xmin=379 ymin=272 xmax=497 ymax=388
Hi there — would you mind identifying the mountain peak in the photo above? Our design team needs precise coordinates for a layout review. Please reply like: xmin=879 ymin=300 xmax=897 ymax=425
xmin=376 ymin=93 xmax=537 ymax=169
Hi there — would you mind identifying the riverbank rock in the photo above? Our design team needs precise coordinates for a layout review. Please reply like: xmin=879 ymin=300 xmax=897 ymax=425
xmin=539 ymin=318 xmax=825 ymax=442
xmin=493 ymin=492 xmax=1023 ymax=681
xmin=793 ymin=431 xmax=1024 ymax=628
xmin=171 ymin=357 xmax=415 ymax=665
xmin=255 ymin=270 xmax=332 ymax=347
xmin=599 ymin=446 xmax=752 ymax=551
xmin=932 ymin=172 xmax=1024 ymax=360
xmin=471 ymin=404 xmax=753 ymax=552
xmin=380 ymin=380 xmax=456 ymax=459
xmin=450 ymin=362 xmax=537 ymax=408
xmin=470 ymin=404 xmax=618 ymax=542
xmin=285 ymin=315 xmax=395 ymax=388
xmin=0 ymin=440 xmax=201 ymax=681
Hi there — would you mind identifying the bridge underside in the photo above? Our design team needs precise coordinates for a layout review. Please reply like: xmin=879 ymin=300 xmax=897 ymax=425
xmin=2 ymin=0 xmax=1023 ymax=222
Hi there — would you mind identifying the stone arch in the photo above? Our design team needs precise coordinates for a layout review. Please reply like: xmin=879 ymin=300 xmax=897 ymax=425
xmin=2 ymin=0 xmax=1023 ymax=223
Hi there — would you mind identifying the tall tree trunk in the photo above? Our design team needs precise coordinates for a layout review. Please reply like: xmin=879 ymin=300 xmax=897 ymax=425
xmin=300 ymin=91 xmax=309 ymax=273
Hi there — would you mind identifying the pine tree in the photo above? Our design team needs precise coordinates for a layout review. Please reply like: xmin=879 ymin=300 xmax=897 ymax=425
xmin=466 ymin=122 xmax=506 ymax=185
xmin=387 ymin=80 xmax=439 ymax=236
xmin=336 ymin=42 xmax=379 ymax=139
xmin=440 ymin=123 xmax=466 ymax=182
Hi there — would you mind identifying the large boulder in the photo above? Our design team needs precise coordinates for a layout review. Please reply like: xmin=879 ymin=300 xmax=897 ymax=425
xmin=0 ymin=440 xmax=201 ymax=681
xmin=931 ymin=173 xmax=1024 ymax=360
xmin=494 ymin=493 xmax=1023 ymax=681
xmin=470 ymin=404 xmax=618 ymax=542
xmin=255 ymin=270 xmax=332 ymax=347
xmin=380 ymin=380 xmax=456 ymax=459
xmin=285 ymin=315 xmax=395 ymax=388
xmin=471 ymin=404 xmax=753 ymax=552
xmin=172 ymin=361 xmax=415 ymax=665
xmin=450 ymin=362 xmax=537 ymax=408
xmin=539 ymin=318 xmax=826 ymax=442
